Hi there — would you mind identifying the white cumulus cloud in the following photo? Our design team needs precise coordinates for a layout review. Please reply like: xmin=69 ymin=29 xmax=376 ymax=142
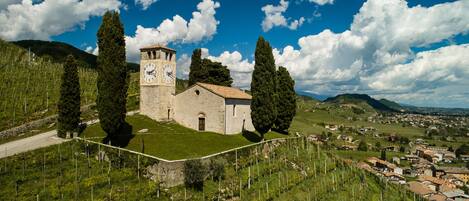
xmin=261 ymin=0 xmax=306 ymax=32
xmin=270 ymin=0 xmax=469 ymax=107
xmin=125 ymin=0 xmax=220 ymax=62
xmin=188 ymin=0 xmax=469 ymax=107
xmin=135 ymin=0 xmax=157 ymax=10
xmin=309 ymin=0 xmax=334 ymax=5
xmin=0 ymin=0 xmax=122 ymax=41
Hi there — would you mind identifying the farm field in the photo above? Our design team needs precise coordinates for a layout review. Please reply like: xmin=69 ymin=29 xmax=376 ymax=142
xmin=81 ymin=114 xmax=288 ymax=160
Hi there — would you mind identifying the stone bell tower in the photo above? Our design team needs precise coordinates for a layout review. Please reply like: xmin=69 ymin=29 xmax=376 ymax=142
xmin=139 ymin=45 xmax=176 ymax=121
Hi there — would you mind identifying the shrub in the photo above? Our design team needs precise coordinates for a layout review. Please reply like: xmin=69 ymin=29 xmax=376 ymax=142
xmin=184 ymin=160 xmax=206 ymax=190
xmin=209 ymin=158 xmax=226 ymax=181
xmin=358 ymin=141 xmax=368 ymax=151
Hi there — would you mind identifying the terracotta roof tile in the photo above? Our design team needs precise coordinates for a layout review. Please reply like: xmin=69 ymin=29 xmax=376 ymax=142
xmin=408 ymin=181 xmax=435 ymax=195
xmin=197 ymin=82 xmax=252 ymax=100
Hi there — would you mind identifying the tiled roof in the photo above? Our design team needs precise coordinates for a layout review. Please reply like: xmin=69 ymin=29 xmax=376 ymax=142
xmin=418 ymin=175 xmax=447 ymax=186
xmin=197 ymin=82 xmax=252 ymax=100
xmin=428 ymin=194 xmax=447 ymax=201
xmin=408 ymin=181 xmax=435 ymax=196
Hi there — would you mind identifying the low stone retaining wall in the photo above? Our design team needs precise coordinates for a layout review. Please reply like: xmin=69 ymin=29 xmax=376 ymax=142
xmin=0 ymin=115 xmax=58 ymax=138
xmin=75 ymin=136 xmax=302 ymax=188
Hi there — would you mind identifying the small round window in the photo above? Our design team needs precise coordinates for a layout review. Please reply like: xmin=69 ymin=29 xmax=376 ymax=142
xmin=195 ymin=89 xmax=200 ymax=95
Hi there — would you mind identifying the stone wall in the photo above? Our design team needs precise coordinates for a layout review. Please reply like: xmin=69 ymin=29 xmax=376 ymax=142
xmin=174 ymin=85 xmax=226 ymax=133
xmin=224 ymin=99 xmax=255 ymax=134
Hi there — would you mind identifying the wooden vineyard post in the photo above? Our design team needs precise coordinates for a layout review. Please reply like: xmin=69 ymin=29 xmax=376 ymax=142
xmin=235 ymin=149 xmax=238 ymax=173
xmin=218 ymin=179 xmax=221 ymax=201
xmin=278 ymin=173 xmax=281 ymax=196
xmin=248 ymin=166 xmax=251 ymax=189
xmin=43 ymin=151 xmax=46 ymax=194
xmin=137 ymin=155 xmax=140 ymax=181
xmin=239 ymin=179 xmax=242 ymax=200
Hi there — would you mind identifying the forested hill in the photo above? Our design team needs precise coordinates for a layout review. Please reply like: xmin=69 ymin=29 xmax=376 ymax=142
xmin=324 ymin=93 xmax=397 ymax=112
xmin=12 ymin=40 xmax=139 ymax=71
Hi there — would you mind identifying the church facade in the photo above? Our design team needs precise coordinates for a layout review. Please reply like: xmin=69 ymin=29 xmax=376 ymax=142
xmin=139 ymin=45 xmax=255 ymax=134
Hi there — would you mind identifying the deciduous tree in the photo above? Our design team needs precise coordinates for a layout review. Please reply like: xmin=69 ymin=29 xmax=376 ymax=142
xmin=202 ymin=59 xmax=232 ymax=87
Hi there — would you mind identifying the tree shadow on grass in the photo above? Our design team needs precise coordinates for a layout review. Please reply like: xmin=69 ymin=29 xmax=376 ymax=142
xmin=242 ymin=130 xmax=262 ymax=143
xmin=271 ymin=128 xmax=290 ymax=135
xmin=102 ymin=122 xmax=134 ymax=147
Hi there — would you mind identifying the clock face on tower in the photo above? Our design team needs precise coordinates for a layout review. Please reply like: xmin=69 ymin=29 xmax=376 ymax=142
xmin=143 ymin=63 xmax=156 ymax=83
xmin=163 ymin=64 xmax=174 ymax=83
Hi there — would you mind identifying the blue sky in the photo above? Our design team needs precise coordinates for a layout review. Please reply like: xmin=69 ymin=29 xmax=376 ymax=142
xmin=0 ymin=0 xmax=468 ymax=108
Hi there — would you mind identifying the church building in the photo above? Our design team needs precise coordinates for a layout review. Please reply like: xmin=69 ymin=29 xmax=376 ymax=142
xmin=139 ymin=45 xmax=255 ymax=134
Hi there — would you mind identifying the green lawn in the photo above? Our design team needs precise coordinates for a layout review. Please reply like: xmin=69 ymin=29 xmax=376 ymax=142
xmin=82 ymin=114 xmax=288 ymax=160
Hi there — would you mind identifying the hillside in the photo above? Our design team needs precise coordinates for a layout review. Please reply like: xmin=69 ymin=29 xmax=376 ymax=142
xmin=379 ymin=98 xmax=405 ymax=111
xmin=12 ymin=40 xmax=139 ymax=71
xmin=0 ymin=137 xmax=416 ymax=200
xmin=0 ymin=39 xmax=139 ymax=131
xmin=324 ymin=94 xmax=397 ymax=112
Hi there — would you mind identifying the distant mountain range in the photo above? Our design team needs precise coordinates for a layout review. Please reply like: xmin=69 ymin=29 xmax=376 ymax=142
xmin=296 ymin=91 xmax=330 ymax=101
xmin=12 ymin=40 xmax=139 ymax=71
xmin=317 ymin=93 xmax=469 ymax=116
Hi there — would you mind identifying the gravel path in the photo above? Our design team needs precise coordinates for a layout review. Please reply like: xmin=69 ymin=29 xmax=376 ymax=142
xmin=0 ymin=129 xmax=68 ymax=158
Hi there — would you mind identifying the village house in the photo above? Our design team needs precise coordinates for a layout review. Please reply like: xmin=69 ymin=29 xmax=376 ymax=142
xmin=336 ymin=134 xmax=353 ymax=143
xmin=367 ymin=157 xmax=403 ymax=175
xmin=438 ymin=167 xmax=469 ymax=183
xmin=408 ymin=181 xmax=436 ymax=199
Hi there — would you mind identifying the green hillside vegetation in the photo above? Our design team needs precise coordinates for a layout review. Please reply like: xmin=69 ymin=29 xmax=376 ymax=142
xmin=0 ymin=137 xmax=419 ymax=200
xmin=12 ymin=40 xmax=139 ymax=72
xmin=324 ymin=94 xmax=397 ymax=112
xmin=379 ymin=98 xmax=405 ymax=111
xmin=0 ymin=40 xmax=139 ymax=131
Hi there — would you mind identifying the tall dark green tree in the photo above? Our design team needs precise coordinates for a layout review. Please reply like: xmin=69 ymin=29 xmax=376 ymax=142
xmin=57 ymin=55 xmax=81 ymax=138
xmin=250 ymin=36 xmax=277 ymax=140
xmin=380 ymin=150 xmax=387 ymax=161
xmin=274 ymin=66 xmax=296 ymax=132
xmin=96 ymin=11 xmax=128 ymax=139
xmin=188 ymin=48 xmax=206 ymax=85
xmin=202 ymin=59 xmax=233 ymax=87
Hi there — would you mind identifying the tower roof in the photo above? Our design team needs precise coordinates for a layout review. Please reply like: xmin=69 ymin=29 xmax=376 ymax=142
xmin=140 ymin=44 xmax=176 ymax=52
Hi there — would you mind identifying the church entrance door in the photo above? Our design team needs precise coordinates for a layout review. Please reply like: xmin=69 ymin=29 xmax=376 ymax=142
xmin=198 ymin=117 xmax=205 ymax=131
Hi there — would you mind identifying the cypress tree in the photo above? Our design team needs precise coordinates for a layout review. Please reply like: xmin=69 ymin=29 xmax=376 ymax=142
xmin=274 ymin=66 xmax=296 ymax=132
xmin=250 ymin=36 xmax=277 ymax=140
xmin=188 ymin=48 xmax=206 ymax=85
xmin=96 ymin=11 xmax=128 ymax=139
xmin=57 ymin=55 xmax=81 ymax=138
